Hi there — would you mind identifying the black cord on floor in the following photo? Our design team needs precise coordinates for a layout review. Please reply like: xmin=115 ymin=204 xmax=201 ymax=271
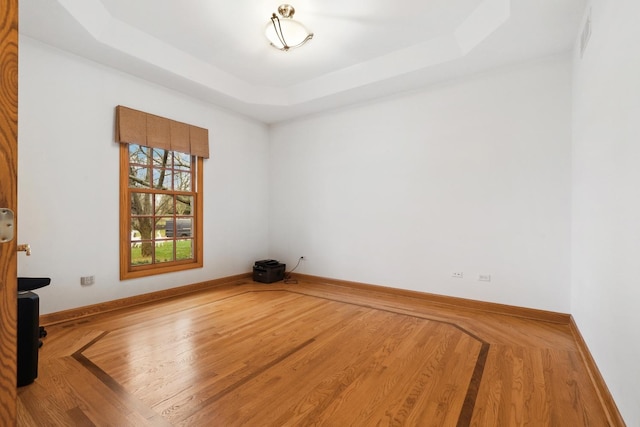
xmin=284 ymin=257 xmax=303 ymax=284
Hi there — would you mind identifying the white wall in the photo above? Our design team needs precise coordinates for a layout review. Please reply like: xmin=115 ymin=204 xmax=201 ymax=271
xmin=571 ymin=0 xmax=640 ymax=424
xmin=18 ymin=37 xmax=270 ymax=314
xmin=269 ymin=56 xmax=573 ymax=312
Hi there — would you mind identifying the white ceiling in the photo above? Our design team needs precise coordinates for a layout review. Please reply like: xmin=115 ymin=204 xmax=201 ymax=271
xmin=19 ymin=0 xmax=586 ymax=123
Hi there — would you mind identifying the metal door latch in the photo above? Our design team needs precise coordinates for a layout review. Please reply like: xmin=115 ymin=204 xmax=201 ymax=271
xmin=0 ymin=209 xmax=15 ymax=243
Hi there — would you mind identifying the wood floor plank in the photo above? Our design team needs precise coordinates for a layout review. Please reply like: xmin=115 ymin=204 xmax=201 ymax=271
xmin=17 ymin=281 xmax=617 ymax=426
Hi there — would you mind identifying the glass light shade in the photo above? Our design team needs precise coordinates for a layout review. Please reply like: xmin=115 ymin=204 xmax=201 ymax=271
xmin=265 ymin=18 xmax=313 ymax=51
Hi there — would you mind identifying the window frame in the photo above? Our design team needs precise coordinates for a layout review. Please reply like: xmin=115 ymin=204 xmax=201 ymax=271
xmin=119 ymin=143 xmax=204 ymax=280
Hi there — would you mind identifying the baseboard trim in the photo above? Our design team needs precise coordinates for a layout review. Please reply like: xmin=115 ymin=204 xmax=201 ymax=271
xmin=292 ymin=273 xmax=571 ymax=324
xmin=569 ymin=316 xmax=626 ymax=426
xmin=40 ymin=272 xmax=252 ymax=326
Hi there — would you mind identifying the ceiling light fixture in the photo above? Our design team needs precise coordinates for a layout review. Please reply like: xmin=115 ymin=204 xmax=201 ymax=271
xmin=265 ymin=4 xmax=313 ymax=51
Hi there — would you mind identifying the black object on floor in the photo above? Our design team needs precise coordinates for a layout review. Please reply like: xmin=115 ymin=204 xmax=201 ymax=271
xmin=17 ymin=292 xmax=40 ymax=387
xmin=253 ymin=260 xmax=286 ymax=283
xmin=17 ymin=277 xmax=51 ymax=387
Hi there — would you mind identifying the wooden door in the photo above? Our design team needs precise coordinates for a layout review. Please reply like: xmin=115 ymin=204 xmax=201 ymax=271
xmin=0 ymin=0 xmax=18 ymax=423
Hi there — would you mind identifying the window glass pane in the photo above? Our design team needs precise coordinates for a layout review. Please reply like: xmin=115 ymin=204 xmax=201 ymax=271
xmin=129 ymin=166 xmax=151 ymax=188
xmin=174 ymin=171 xmax=192 ymax=191
xmin=155 ymin=241 xmax=175 ymax=263
xmin=129 ymin=144 xmax=150 ymax=165
xmin=153 ymin=169 xmax=172 ymax=190
xmin=132 ymin=218 xmax=154 ymax=243
xmin=176 ymin=239 xmax=193 ymax=261
xmin=131 ymin=193 xmax=153 ymax=216
xmin=131 ymin=242 xmax=152 ymax=266
xmin=171 ymin=217 xmax=193 ymax=237
xmin=155 ymin=194 xmax=174 ymax=216
xmin=176 ymin=196 xmax=193 ymax=215
xmin=152 ymin=149 xmax=171 ymax=168
xmin=174 ymin=152 xmax=191 ymax=170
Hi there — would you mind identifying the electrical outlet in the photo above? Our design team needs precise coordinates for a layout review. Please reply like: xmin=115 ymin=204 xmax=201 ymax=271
xmin=479 ymin=274 xmax=491 ymax=282
xmin=81 ymin=275 xmax=95 ymax=286
xmin=452 ymin=272 xmax=463 ymax=279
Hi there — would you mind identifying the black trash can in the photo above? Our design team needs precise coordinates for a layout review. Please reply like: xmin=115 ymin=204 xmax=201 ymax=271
xmin=17 ymin=277 xmax=50 ymax=387
xmin=17 ymin=292 xmax=40 ymax=387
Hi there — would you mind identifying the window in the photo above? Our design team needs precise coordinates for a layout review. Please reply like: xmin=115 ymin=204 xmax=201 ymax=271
xmin=116 ymin=106 xmax=208 ymax=279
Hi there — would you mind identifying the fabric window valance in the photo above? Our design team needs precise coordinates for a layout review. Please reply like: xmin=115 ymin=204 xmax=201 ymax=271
xmin=115 ymin=105 xmax=209 ymax=158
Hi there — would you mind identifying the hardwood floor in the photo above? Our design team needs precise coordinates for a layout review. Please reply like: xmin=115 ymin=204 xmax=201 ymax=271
xmin=17 ymin=279 xmax=617 ymax=426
